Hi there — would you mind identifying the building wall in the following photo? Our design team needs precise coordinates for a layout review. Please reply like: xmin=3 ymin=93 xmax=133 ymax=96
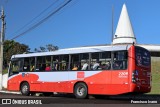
xmin=2 ymin=73 xmax=8 ymax=89
xmin=151 ymin=57 xmax=160 ymax=61
xmin=151 ymin=51 xmax=160 ymax=61
xmin=151 ymin=52 xmax=160 ymax=57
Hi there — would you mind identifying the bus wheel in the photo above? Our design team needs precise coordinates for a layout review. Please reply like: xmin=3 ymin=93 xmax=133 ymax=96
xmin=74 ymin=83 xmax=88 ymax=99
xmin=20 ymin=82 xmax=30 ymax=96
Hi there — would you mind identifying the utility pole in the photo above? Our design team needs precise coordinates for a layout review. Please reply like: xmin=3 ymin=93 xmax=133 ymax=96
xmin=0 ymin=7 xmax=5 ymax=90
xmin=111 ymin=5 xmax=114 ymax=44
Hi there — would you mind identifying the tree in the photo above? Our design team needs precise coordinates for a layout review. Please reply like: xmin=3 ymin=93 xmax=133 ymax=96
xmin=35 ymin=44 xmax=58 ymax=52
xmin=40 ymin=46 xmax=46 ymax=52
xmin=46 ymin=44 xmax=58 ymax=51
xmin=3 ymin=40 xmax=30 ymax=68
xmin=34 ymin=46 xmax=46 ymax=52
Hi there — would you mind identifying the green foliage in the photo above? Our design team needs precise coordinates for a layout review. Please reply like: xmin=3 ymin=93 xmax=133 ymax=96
xmin=3 ymin=40 xmax=30 ymax=68
xmin=34 ymin=44 xmax=58 ymax=52
xmin=2 ymin=68 xmax=8 ymax=74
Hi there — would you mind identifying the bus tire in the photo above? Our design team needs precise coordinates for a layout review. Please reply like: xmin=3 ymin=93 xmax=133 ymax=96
xmin=20 ymin=82 xmax=30 ymax=96
xmin=74 ymin=83 xmax=88 ymax=99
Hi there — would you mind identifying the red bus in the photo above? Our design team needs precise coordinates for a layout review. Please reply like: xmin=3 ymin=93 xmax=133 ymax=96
xmin=7 ymin=44 xmax=151 ymax=98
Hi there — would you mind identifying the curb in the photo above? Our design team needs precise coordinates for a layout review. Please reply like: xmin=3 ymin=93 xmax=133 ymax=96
xmin=0 ymin=91 xmax=59 ymax=96
xmin=0 ymin=91 xmax=43 ymax=96
xmin=0 ymin=90 xmax=21 ymax=94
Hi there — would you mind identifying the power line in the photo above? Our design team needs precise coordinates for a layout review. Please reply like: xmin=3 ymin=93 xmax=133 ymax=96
xmin=9 ymin=0 xmax=59 ymax=38
xmin=11 ymin=0 xmax=72 ymax=40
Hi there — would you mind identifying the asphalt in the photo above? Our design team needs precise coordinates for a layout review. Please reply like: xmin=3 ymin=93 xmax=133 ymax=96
xmin=0 ymin=91 xmax=160 ymax=107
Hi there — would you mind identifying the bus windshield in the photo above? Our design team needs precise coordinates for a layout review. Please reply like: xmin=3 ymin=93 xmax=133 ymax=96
xmin=135 ymin=47 xmax=151 ymax=67
xmin=9 ymin=58 xmax=23 ymax=76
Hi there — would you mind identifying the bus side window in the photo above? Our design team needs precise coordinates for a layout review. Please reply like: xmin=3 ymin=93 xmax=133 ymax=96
xmin=81 ymin=53 xmax=89 ymax=70
xmin=71 ymin=54 xmax=80 ymax=71
xmin=60 ymin=55 xmax=69 ymax=71
xmin=52 ymin=56 xmax=60 ymax=71
xmin=35 ymin=56 xmax=52 ymax=71
xmin=36 ymin=57 xmax=45 ymax=71
xmin=30 ymin=57 xmax=35 ymax=71
xmin=113 ymin=51 xmax=127 ymax=70
xmin=91 ymin=52 xmax=100 ymax=70
xmin=45 ymin=56 xmax=51 ymax=71
xmin=99 ymin=52 xmax=111 ymax=70
xmin=23 ymin=58 xmax=30 ymax=71
xmin=24 ymin=57 xmax=35 ymax=72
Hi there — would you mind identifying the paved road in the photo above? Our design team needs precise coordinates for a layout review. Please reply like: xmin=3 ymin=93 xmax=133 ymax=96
xmin=0 ymin=92 xmax=130 ymax=104
xmin=0 ymin=92 xmax=160 ymax=107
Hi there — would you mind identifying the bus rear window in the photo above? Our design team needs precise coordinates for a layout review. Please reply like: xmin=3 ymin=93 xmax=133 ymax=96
xmin=135 ymin=47 xmax=150 ymax=66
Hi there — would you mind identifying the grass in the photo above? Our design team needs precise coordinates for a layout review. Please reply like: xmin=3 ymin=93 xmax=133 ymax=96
xmin=2 ymin=68 xmax=8 ymax=75
xmin=149 ymin=60 xmax=160 ymax=94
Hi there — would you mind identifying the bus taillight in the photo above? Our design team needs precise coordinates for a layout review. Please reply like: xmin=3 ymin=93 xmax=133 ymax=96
xmin=132 ymin=70 xmax=139 ymax=83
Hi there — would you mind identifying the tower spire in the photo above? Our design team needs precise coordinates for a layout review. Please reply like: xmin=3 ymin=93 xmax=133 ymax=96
xmin=112 ymin=4 xmax=136 ymax=44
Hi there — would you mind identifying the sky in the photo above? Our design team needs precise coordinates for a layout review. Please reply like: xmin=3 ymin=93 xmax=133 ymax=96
xmin=0 ymin=0 xmax=160 ymax=51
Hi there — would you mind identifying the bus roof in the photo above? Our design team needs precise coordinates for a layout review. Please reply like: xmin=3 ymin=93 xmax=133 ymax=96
xmin=11 ymin=44 xmax=132 ymax=59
